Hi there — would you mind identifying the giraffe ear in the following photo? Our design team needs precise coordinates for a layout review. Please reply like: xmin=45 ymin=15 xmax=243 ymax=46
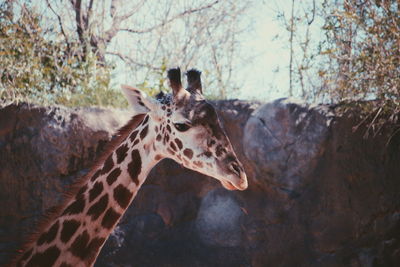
xmin=121 ymin=85 xmax=157 ymax=113
xmin=168 ymin=68 xmax=189 ymax=103
xmin=186 ymin=69 xmax=202 ymax=95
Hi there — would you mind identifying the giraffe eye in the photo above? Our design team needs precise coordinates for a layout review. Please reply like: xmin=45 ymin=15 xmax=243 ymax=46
xmin=174 ymin=123 xmax=191 ymax=132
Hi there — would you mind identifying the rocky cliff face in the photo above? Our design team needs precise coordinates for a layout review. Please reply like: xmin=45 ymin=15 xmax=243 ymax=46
xmin=0 ymin=100 xmax=399 ymax=266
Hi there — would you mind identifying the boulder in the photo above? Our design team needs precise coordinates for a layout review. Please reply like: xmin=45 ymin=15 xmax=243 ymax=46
xmin=243 ymin=98 xmax=333 ymax=193
xmin=195 ymin=188 xmax=244 ymax=247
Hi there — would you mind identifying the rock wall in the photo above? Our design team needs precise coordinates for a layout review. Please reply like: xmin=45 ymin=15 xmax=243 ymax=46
xmin=0 ymin=100 xmax=399 ymax=266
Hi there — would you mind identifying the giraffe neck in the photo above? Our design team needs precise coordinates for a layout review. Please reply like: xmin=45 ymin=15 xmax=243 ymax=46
xmin=16 ymin=114 xmax=163 ymax=267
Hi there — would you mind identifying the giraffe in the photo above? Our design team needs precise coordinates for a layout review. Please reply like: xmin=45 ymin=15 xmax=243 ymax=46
xmin=12 ymin=68 xmax=248 ymax=267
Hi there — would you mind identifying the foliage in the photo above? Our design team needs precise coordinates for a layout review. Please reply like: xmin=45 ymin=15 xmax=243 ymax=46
xmin=319 ymin=0 xmax=399 ymax=106
xmin=1 ymin=0 xmax=252 ymax=106
xmin=277 ymin=0 xmax=399 ymax=135
xmin=0 ymin=3 xmax=127 ymax=108
xmin=317 ymin=0 xmax=400 ymax=135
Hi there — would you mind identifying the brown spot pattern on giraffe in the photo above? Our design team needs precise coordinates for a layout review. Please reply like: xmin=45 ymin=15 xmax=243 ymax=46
xmin=170 ymin=141 xmax=177 ymax=151
xmin=89 ymin=182 xmax=103 ymax=202
xmin=87 ymin=194 xmax=108 ymax=221
xmin=60 ymin=219 xmax=80 ymax=243
xmin=101 ymin=154 xmax=114 ymax=175
xmin=216 ymin=145 xmax=226 ymax=157
xmin=76 ymin=184 xmax=88 ymax=198
xmin=101 ymin=208 xmax=121 ymax=229
xmin=164 ymin=134 xmax=170 ymax=144
xmin=174 ymin=138 xmax=183 ymax=150
xmin=90 ymin=170 xmax=102 ymax=182
xmin=116 ymin=143 xmax=129 ymax=164
xmin=183 ymin=148 xmax=193 ymax=159
xmin=25 ymin=245 xmax=60 ymax=267
xmin=128 ymin=149 xmax=141 ymax=185
xmin=132 ymin=139 xmax=139 ymax=146
xmin=204 ymin=151 xmax=212 ymax=158
xmin=106 ymin=168 xmax=121 ymax=185
xmin=37 ymin=220 xmax=59 ymax=246
xmin=129 ymin=130 xmax=138 ymax=142
xmin=154 ymin=154 xmax=163 ymax=161
xmin=69 ymin=230 xmax=105 ymax=261
xmin=156 ymin=134 xmax=162 ymax=141
xmin=113 ymin=184 xmax=133 ymax=209
xmin=140 ymin=125 xmax=149 ymax=140
xmin=62 ymin=196 xmax=85 ymax=216
xmin=142 ymin=115 xmax=149 ymax=125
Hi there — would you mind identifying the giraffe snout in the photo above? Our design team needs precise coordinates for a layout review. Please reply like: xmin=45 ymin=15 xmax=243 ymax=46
xmin=227 ymin=160 xmax=248 ymax=190
xmin=229 ymin=161 xmax=243 ymax=176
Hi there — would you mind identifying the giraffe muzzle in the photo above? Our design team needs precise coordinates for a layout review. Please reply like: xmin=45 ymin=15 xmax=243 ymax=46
xmin=229 ymin=161 xmax=242 ymax=176
xmin=223 ymin=161 xmax=248 ymax=191
xmin=236 ymin=172 xmax=248 ymax=190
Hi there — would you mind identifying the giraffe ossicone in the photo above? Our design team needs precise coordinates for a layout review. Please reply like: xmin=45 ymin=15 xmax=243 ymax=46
xmin=13 ymin=68 xmax=248 ymax=267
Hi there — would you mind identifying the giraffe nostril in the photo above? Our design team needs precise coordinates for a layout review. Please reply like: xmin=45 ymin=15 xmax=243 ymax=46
xmin=230 ymin=162 xmax=241 ymax=176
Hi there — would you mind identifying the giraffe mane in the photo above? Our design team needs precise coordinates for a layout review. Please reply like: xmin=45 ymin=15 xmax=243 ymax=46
xmin=9 ymin=113 xmax=146 ymax=265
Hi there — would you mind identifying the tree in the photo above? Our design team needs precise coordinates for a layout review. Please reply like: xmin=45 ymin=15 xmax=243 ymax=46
xmin=41 ymin=0 xmax=252 ymax=99
xmin=0 ymin=1 xmax=125 ymax=107
xmin=276 ymin=0 xmax=399 ymax=104
xmin=273 ymin=0 xmax=320 ymax=101
xmin=319 ymin=0 xmax=399 ymax=105
xmin=274 ymin=0 xmax=399 ymax=137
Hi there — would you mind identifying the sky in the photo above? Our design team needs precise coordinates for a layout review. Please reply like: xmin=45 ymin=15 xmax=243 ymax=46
xmin=236 ymin=2 xmax=292 ymax=101
xmin=235 ymin=1 xmax=324 ymax=101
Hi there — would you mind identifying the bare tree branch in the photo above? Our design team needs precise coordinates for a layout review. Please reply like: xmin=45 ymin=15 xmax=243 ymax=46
xmin=103 ymin=0 xmax=146 ymax=44
xmin=86 ymin=0 xmax=94 ymax=27
xmin=308 ymin=0 xmax=315 ymax=25
xmin=69 ymin=0 xmax=86 ymax=48
xmin=46 ymin=0 xmax=71 ymax=52
xmin=34 ymin=0 xmax=251 ymax=97
xmin=110 ymin=0 xmax=117 ymax=18
xmin=289 ymin=0 xmax=295 ymax=97
xmin=106 ymin=51 xmax=161 ymax=70
xmin=120 ymin=0 xmax=220 ymax=35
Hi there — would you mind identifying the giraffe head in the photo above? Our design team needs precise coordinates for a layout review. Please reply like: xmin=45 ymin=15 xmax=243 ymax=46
xmin=122 ymin=68 xmax=248 ymax=191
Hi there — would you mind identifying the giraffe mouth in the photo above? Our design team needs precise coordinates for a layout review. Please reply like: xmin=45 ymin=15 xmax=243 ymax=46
xmin=221 ymin=180 xmax=237 ymax=191
xmin=221 ymin=179 xmax=247 ymax=191
xmin=220 ymin=166 xmax=248 ymax=191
